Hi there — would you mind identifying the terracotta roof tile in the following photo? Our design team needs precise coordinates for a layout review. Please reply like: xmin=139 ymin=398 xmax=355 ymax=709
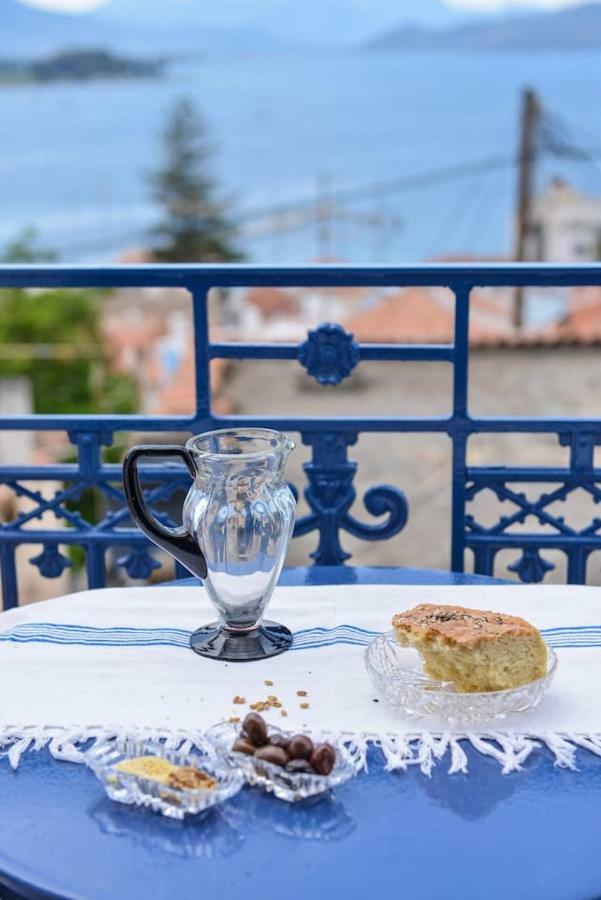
xmin=346 ymin=288 xmax=454 ymax=343
xmin=345 ymin=287 xmax=514 ymax=345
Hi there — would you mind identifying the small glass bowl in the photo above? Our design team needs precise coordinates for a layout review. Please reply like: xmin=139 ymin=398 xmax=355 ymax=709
xmin=85 ymin=740 xmax=244 ymax=820
xmin=208 ymin=722 xmax=359 ymax=803
xmin=365 ymin=631 xmax=558 ymax=725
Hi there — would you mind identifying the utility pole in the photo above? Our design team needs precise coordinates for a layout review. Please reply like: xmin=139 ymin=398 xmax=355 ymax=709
xmin=513 ymin=87 xmax=540 ymax=328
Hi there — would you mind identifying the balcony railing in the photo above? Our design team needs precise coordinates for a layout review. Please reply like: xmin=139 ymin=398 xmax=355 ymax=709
xmin=1 ymin=263 xmax=601 ymax=608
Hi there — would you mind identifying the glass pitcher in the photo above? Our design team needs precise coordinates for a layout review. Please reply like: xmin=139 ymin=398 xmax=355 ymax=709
xmin=123 ymin=428 xmax=296 ymax=661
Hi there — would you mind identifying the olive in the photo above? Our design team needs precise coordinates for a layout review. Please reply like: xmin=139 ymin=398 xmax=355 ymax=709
xmin=232 ymin=737 xmax=255 ymax=756
xmin=310 ymin=743 xmax=336 ymax=776
xmin=285 ymin=758 xmax=314 ymax=774
xmin=288 ymin=734 xmax=314 ymax=760
xmin=268 ymin=734 xmax=290 ymax=751
xmin=254 ymin=745 xmax=289 ymax=767
xmin=242 ymin=712 xmax=268 ymax=747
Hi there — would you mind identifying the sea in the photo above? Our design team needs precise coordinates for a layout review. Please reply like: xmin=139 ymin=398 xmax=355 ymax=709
xmin=1 ymin=48 xmax=600 ymax=266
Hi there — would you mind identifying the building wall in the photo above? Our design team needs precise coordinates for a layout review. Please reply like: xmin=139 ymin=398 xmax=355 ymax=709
xmin=531 ymin=180 xmax=601 ymax=263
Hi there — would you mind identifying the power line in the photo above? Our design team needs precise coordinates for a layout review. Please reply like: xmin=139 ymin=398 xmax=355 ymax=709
xmin=540 ymin=109 xmax=601 ymax=184
xmin=236 ymin=153 xmax=518 ymax=225
xmin=36 ymin=134 xmax=601 ymax=261
xmin=426 ymin=169 xmax=490 ymax=257
xmin=453 ymin=167 xmax=501 ymax=256
xmin=40 ymin=152 xmax=519 ymax=258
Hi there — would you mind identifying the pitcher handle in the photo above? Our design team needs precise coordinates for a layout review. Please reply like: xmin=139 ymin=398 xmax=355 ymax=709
xmin=123 ymin=444 xmax=207 ymax=580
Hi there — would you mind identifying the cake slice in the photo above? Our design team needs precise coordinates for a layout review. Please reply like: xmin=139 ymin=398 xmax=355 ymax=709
xmin=391 ymin=603 xmax=547 ymax=692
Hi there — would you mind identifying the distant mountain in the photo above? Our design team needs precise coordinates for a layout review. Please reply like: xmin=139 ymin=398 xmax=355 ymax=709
xmin=0 ymin=0 xmax=289 ymax=58
xmin=98 ymin=0 xmax=470 ymax=46
xmin=6 ymin=0 xmax=593 ymax=57
xmin=356 ymin=0 xmax=473 ymax=31
xmin=1 ymin=0 xmax=472 ymax=58
xmin=369 ymin=1 xmax=601 ymax=51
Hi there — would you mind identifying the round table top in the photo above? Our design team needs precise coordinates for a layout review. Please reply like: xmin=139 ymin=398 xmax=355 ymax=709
xmin=2 ymin=740 xmax=601 ymax=900
xmin=174 ymin=564 xmax=510 ymax=589
xmin=1 ymin=566 xmax=599 ymax=900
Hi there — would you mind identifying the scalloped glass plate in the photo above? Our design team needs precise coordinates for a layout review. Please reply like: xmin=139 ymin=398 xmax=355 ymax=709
xmin=85 ymin=740 xmax=244 ymax=820
xmin=207 ymin=722 xmax=359 ymax=803
xmin=365 ymin=631 xmax=558 ymax=725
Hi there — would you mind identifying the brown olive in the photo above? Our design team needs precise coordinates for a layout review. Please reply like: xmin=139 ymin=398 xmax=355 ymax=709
xmin=268 ymin=734 xmax=290 ymax=751
xmin=285 ymin=758 xmax=314 ymax=774
xmin=232 ymin=737 xmax=255 ymax=756
xmin=242 ymin=712 xmax=268 ymax=747
xmin=254 ymin=745 xmax=289 ymax=767
xmin=288 ymin=734 xmax=314 ymax=760
xmin=310 ymin=743 xmax=336 ymax=776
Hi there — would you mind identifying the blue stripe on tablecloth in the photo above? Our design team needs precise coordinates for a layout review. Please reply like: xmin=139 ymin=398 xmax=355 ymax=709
xmin=0 ymin=622 xmax=599 ymax=650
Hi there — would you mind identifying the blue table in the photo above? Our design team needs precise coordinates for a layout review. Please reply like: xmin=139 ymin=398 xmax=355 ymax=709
xmin=1 ymin=567 xmax=599 ymax=900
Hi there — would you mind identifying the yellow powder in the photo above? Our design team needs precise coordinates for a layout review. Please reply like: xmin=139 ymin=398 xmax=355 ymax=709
xmin=116 ymin=756 xmax=176 ymax=784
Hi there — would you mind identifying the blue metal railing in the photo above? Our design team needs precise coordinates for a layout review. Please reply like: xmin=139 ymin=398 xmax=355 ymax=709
xmin=1 ymin=263 xmax=600 ymax=608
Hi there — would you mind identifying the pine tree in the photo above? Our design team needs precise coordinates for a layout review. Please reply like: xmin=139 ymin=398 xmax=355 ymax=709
xmin=149 ymin=98 xmax=241 ymax=263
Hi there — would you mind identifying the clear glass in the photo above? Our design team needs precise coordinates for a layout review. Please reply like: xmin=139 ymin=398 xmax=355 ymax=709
xmin=208 ymin=722 xmax=361 ymax=803
xmin=181 ymin=428 xmax=296 ymax=661
xmin=183 ymin=428 xmax=296 ymax=631
xmin=85 ymin=740 xmax=244 ymax=820
xmin=365 ymin=631 xmax=558 ymax=725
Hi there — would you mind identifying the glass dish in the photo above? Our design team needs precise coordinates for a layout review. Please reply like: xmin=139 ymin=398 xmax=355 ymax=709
xmin=365 ymin=631 xmax=558 ymax=725
xmin=85 ymin=740 xmax=244 ymax=820
xmin=207 ymin=722 xmax=359 ymax=803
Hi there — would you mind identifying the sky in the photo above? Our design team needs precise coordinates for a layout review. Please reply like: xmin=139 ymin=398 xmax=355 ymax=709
xmin=20 ymin=0 xmax=106 ymax=10
xmin=17 ymin=0 xmax=594 ymax=13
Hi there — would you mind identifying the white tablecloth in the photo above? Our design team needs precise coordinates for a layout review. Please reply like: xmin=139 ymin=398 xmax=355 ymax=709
xmin=1 ymin=583 xmax=600 ymax=773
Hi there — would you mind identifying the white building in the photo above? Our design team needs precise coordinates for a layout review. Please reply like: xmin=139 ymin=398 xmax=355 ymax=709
xmin=529 ymin=178 xmax=601 ymax=263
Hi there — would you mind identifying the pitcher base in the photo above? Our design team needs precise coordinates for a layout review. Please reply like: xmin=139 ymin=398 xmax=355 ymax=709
xmin=189 ymin=620 xmax=293 ymax=661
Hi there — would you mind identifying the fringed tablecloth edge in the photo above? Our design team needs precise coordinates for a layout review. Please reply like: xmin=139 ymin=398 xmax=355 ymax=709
xmin=2 ymin=725 xmax=601 ymax=775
